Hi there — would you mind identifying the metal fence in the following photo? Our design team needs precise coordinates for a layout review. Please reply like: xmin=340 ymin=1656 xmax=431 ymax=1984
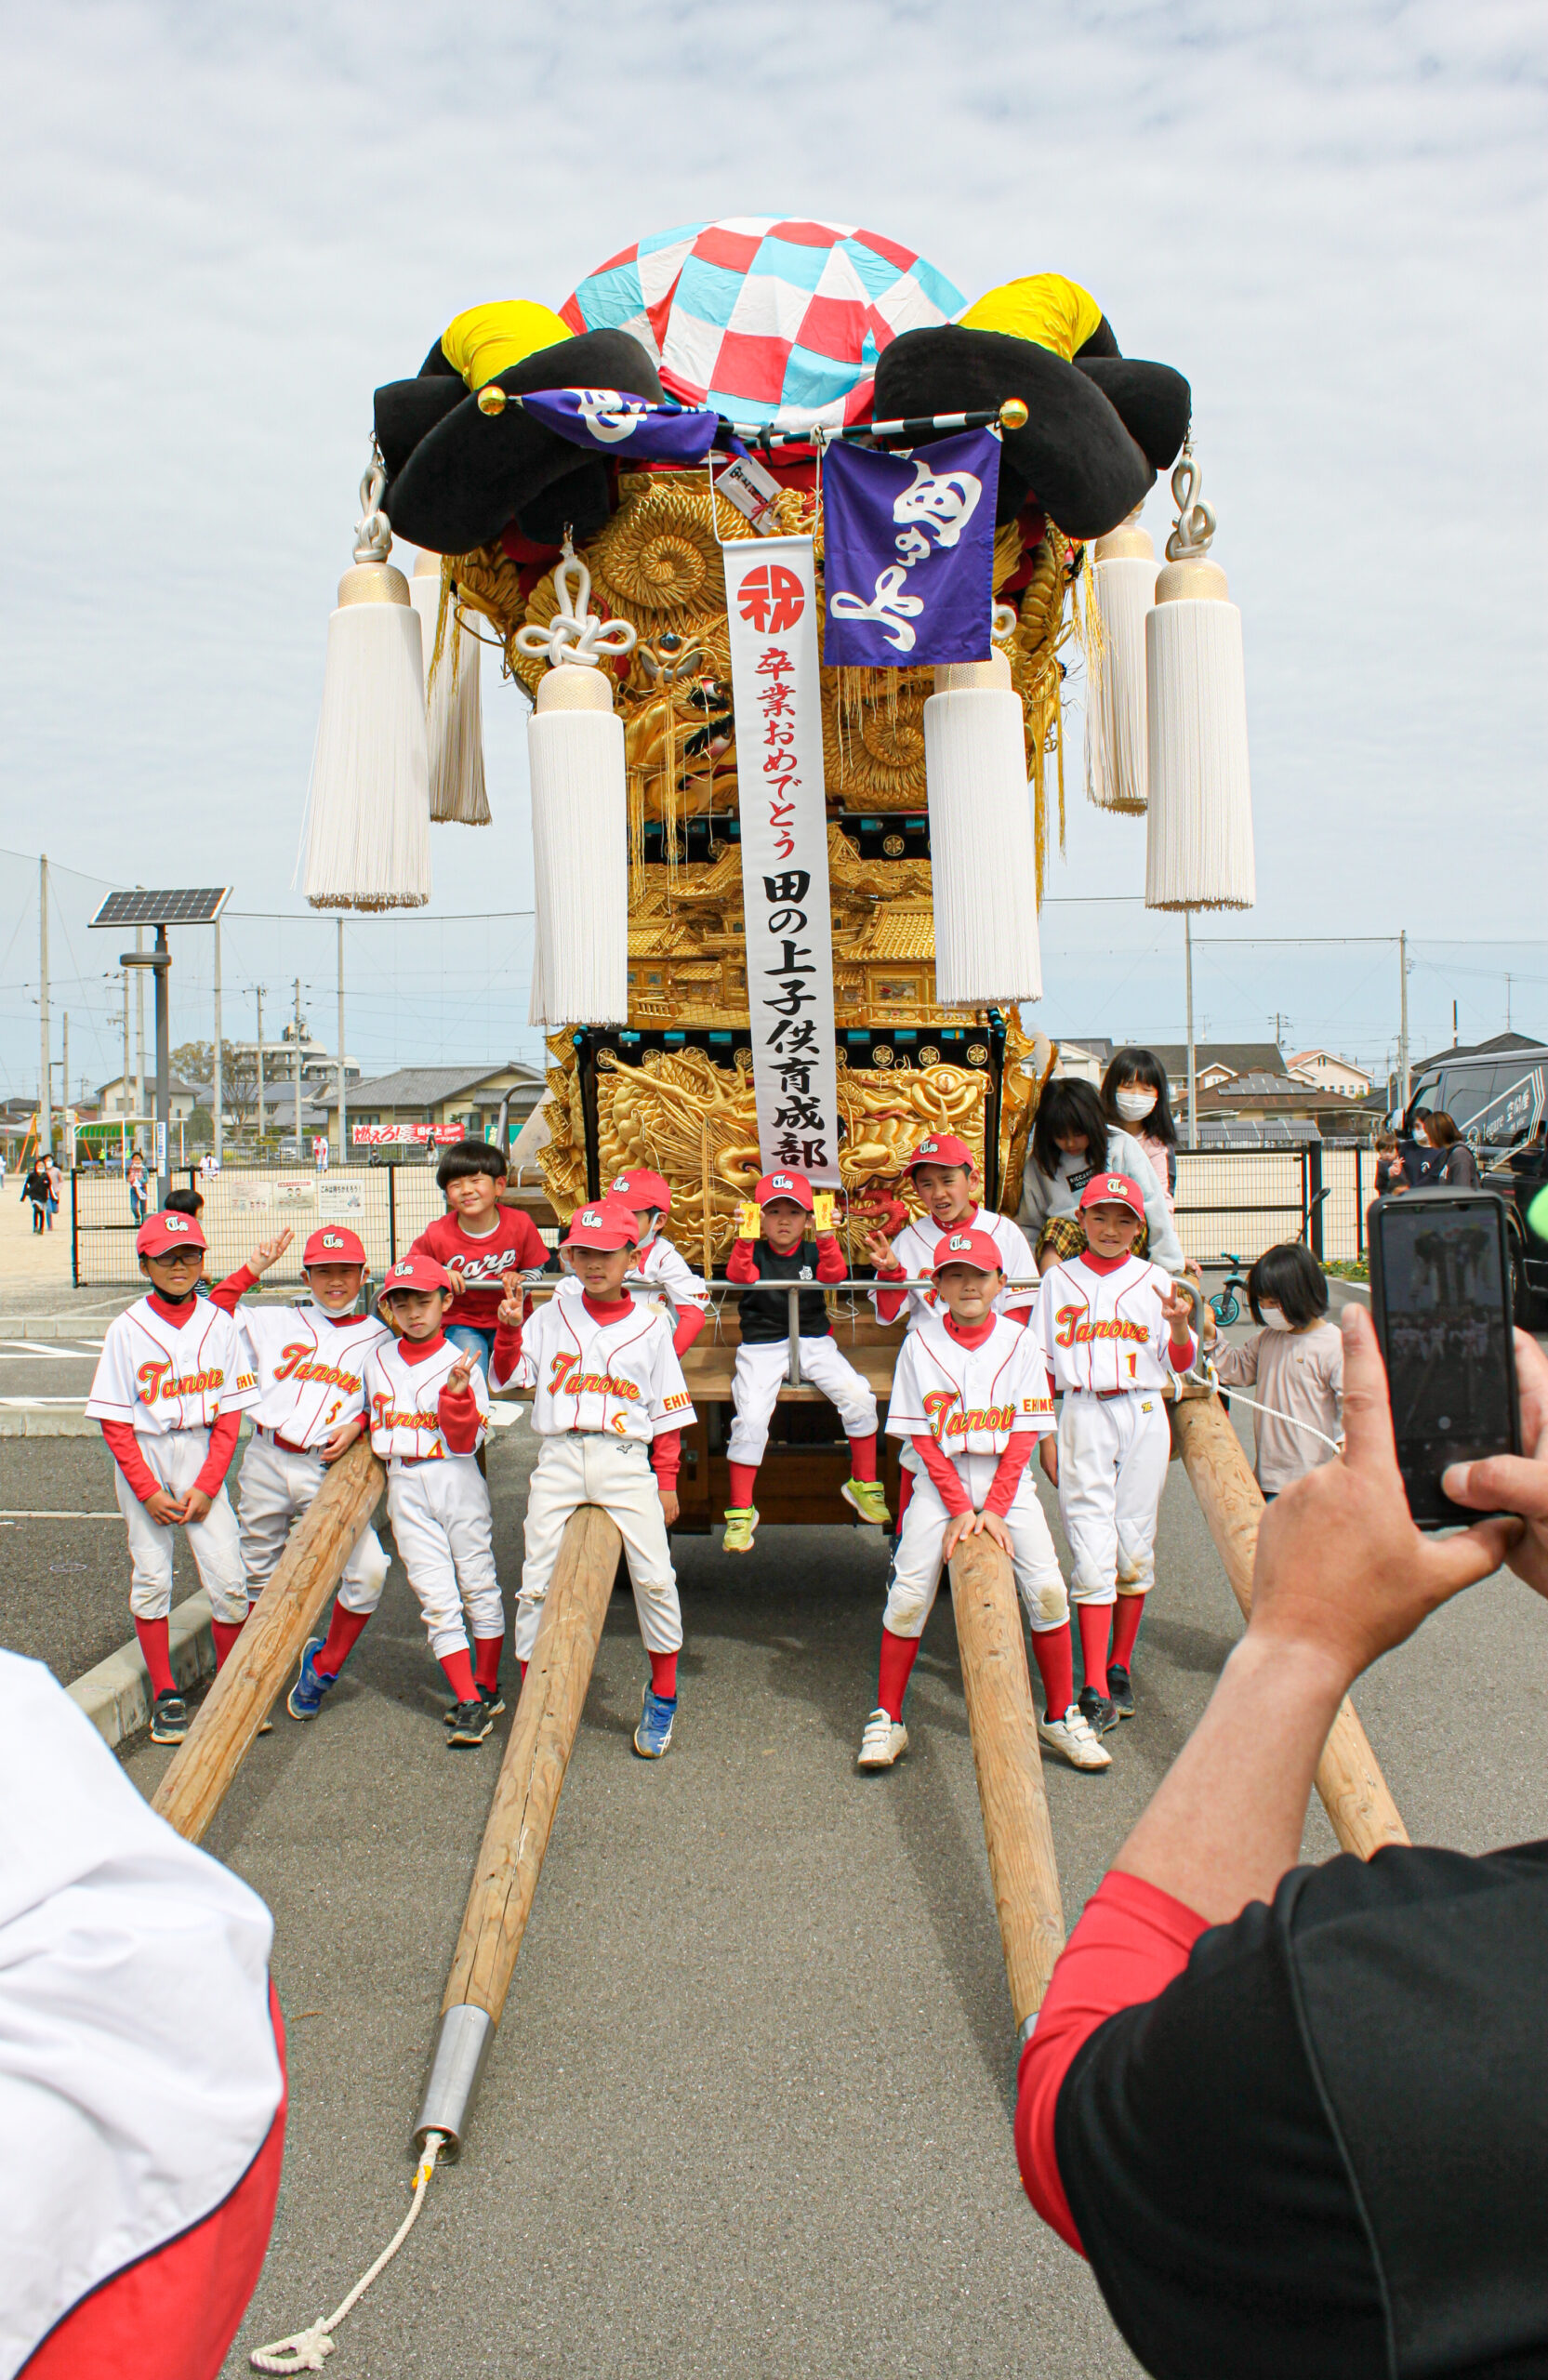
xmin=1173 ymin=1144 xmax=1371 ymax=1269
xmin=71 ymin=1164 xmax=560 ymax=1289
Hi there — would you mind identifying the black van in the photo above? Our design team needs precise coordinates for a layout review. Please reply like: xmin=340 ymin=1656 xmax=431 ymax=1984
xmin=1396 ymin=1046 xmax=1548 ymax=1321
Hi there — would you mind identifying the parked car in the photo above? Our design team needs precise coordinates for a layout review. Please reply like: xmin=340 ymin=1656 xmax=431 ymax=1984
xmin=1395 ymin=1046 xmax=1548 ymax=1322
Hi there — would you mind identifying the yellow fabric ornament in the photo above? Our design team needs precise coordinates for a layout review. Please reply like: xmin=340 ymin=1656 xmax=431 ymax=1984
xmin=958 ymin=274 xmax=1104 ymax=364
xmin=440 ymin=300 xmax=575 ymax=391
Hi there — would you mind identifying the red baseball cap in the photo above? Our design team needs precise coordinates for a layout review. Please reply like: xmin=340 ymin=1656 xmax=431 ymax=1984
xmin=931 ymin=1228 xmax=1004 ymax=1276
xmin=380 ymin=1253 xmax=454 ymax=1295
xmin=304 ymin=1226 xmax=366 ymax=1267
xmin=907 ymin=1134 xmax=976 ymax=1173
xmin=137 ymin=1210 xmax=206 ymax=1258
xmin=755 ymin=1170 xmax=814 ymax=1210
xmin=1078 ymin=1172 xmax=1145 ymax=1220
xmin=562 ymin=1198 xmax=642 ymax=1251
xmin=608 ymin=1168 xmax=671 ymax=1214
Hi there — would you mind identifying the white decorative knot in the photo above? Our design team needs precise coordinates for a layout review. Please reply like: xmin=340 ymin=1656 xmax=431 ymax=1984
xmin=352 ymin=443 xmax=392 ymax=565
xmin=515 ymin=537 xmax=639 ymax=669
xmin=1165 ymin=445 xmax=1217 ymax=563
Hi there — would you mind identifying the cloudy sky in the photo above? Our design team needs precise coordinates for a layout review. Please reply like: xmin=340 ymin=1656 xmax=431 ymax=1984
xmin=1 ymin=0 xmax=1542 ymax=1092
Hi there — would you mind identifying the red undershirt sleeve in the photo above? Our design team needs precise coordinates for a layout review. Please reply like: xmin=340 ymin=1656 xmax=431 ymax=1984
xmin=911 ymin=1433 xmax=972 ymax=1516
xmin=208 ymin=1263 xmax=257 ymax=1314
xmin=100 ymin=1419 xmax=160 ymax=1503
xmin=1167 ymin=1329 xmax=1197 ymax=1373
xmin=983 ymin=1431 xmax=1036 ymax=1517
xmin=814 ymin=1233 xmax=846 ymax=1283
xmin=671 ymin=1304 xmax=707 ymax=1357
xmin=726 ymin=1239 xmax=760 ymax=1285
xmin=649 ymin=1427 xmax=681 ymax=1491
xmin=438 ymin=1383 xmax=483 ymax=1454
xmin=193 ymin=1408 xmax=243 ymax=1499
xmin=489 ymin=1320 xmax=523 ymax=1391
xmin=1014 ymin=1871 xmax=1210 ymax=2254
xmin=873 ymin=1262 xmax=908 ymax=1324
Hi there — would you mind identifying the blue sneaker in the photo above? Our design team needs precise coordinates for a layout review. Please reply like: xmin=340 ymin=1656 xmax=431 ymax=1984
xmin=286 ymin=1638 xmax=338 ymax=1721
xmin=632 ymin=1684 xmax=677 ymax=1758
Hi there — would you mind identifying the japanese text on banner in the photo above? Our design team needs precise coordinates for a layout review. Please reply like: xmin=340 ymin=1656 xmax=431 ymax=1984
xmin=721 ymin=535 xmax=842 ymax=1187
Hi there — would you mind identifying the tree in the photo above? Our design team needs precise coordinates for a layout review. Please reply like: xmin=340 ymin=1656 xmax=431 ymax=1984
xmin=170 ymin=1039 xmax=261 ymax=1132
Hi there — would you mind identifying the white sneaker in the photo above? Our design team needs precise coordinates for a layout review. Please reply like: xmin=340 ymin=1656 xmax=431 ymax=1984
xmin=1038 ymin=1703 xmax=1112 ymax=1771
xmin=857 ymin=1707 xmax=908 ymax=1769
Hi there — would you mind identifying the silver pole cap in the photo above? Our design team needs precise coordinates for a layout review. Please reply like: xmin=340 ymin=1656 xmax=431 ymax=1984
xmin=413 ymin=2003 xmax=494 ymax=2155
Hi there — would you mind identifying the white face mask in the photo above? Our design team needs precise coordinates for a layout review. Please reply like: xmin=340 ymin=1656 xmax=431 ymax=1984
xmin=1115 ymin=1087 xmax=1158 ymax=1123
xmin=1260 ymin=1304 xmax=1292 ymax=1331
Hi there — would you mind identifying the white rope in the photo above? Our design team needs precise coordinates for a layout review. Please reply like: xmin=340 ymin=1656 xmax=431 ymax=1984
xmin=249 ymin=2133 xmax=446 ymax=2372
xmin=352 ymin=443 xmax=393 ymax=567
xmin=1209 ymin=1375 xmax=1343 ymax=1456
xmin=514 ymin=536 xmax=637 ymax=669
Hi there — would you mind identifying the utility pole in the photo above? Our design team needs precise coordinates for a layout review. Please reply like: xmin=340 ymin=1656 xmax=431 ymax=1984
xmin=120 ymin=971 xmax=131 ymax=1170
xmin=212 ymin=915 xmax=223 ymax=1164
xmin=337 ymin=919 xmax=348 ymax=1167
xmin=134 ymin=911 xmax=146 ymax=1136
xmin=1453 ymin=998 xmax=1459 ymax=1049
xmin=293 ymin=976 xmax=304 ymax=1149
xmin=254 ymin=987 xmax=266 ymax=1148
xmin=1184 ymin=911 xmax=1197 ymax=1153
xmin=61 ymin=1012 xmax=71 ymax=1166
xmin=1398 ymin=931 xmax=1410 ymax=1111
xmin=38 ymin=855 xmax=50 ymax=1161
xmin=1506 ymin=973 xmax=1514 ymax=1033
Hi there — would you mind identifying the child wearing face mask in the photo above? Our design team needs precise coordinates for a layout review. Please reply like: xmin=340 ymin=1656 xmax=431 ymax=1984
xmin=1202 ymin=1241 xmax=1343 ymax=1495
xmin=1101 ymin=1048 xmax=1179 ymax=1213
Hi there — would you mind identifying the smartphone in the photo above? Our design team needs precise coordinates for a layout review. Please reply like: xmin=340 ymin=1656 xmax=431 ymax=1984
xmin=1368 ymin=1189 xmax=1521 ymax=1528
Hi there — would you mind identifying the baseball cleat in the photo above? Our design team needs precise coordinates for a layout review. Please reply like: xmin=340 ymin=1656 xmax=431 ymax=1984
xmin=633 ymin=1684 xmax=677 ymax=1758
xmin=446 ymin=1698 xmax=495 ymax=1747
xmin=150 ymin=1688 xmax=189 ymax=1745
xmin=857 ymin=1708 xmax=908 ymax=1769
xmin=1078 ymin=1683 xmax=1120 ymax=1738
xmin=286 ymin=1639 xmax=337 ymax=1722
xmin=1105 ymin=1662 xmax=1136 ymax=1718
xmin=840 ymin=1477 xmax=892 ymax=1527
xmin=721 ymin=1506 xmax=759 ymax=1553
xmin=443 ymin=1683 xmax=506 ymax=1726
xmin=1038 ymin=1704 xmax=1112 ymax=1771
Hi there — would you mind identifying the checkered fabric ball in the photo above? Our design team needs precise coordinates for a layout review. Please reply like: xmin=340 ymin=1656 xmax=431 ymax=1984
xmin=560 ymin=218 xmax=964 ymax=434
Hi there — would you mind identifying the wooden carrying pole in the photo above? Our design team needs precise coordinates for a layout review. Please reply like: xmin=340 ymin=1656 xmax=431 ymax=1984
xmin=415 ymin=1504 xmax=622 ymax=2153
xmin=949 ymin=1533 xmax=1066 ymax=2038
xmin=1171 ymin=1395 xmax=1408 ymax=1858
xmin=152 ymin=1436 xmax=386 ymax=1844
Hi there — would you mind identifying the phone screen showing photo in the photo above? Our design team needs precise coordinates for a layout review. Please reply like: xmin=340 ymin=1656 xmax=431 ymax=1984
xmin=1374 ymin=1199 xmax=1517 ymax=1527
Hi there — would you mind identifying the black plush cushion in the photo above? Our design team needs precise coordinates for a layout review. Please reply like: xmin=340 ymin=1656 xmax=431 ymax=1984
xmin=1074 ymin=358 xmax=1192 ymax=473
xmin=874 ymin=325 xmax=1156 ymax=536
xmin=1054 ymin=1843 xmax=1548 ymax=2380
xmin=377 ymin=328 xmax=664 ymax=555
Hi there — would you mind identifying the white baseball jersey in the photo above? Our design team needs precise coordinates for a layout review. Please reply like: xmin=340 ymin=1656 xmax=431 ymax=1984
xmin=1037 ymin=1253 xmax=1191 ymax=1396
xmin=86 ymin=1298 xmax=259 ymax=1436
xmin=362 ymin=1334 xmax=490 ymax=1461
xmin=886 ymin=1311 xmax=1054 ymax=1510
xmin=496 ymin=1296 xmax=695 ymax=1444
xmin=237 ymin=1302 xmax=390 ymax=1447
xmin=555 ymin=1232 xmax=707 ymax=1315
xmin=873 ymin=1207 xmax=1038 ymax=1330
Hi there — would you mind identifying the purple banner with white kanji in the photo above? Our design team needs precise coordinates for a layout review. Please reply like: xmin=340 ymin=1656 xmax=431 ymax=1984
xmin=520 ymin=387 xmax=724 ymax=463
xmin=822 ymin=429 xmax=1000 ymax=666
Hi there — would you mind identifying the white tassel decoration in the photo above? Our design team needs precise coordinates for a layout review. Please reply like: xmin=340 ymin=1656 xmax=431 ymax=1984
xmin=410 ymin=552 xmax=491 ymax=826
xmin=923 ymin=653 xmax=1043 ymax=1009
xmin=1144 ymin=453 xmax=1255 ymax=911
xmin=302 ymin=454 xmax=431 ymax=910
xmin=1086 ymin=513 xmax=1157 ymax=814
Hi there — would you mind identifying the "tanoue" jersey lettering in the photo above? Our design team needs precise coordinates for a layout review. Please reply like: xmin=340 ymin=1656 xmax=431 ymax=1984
xmin=271 ymin=1345 xmax=364 ymax=1394
xmin=920 ymin=1389 xmax=1020 ymax=1441
xmin=548 ymin=1351 xmax=642 ymax=1403
xmin=1052 ymin=1309 xmax=1151 ymax=1348
xmin=135 ymin=1360 xmax=230 ymax=1402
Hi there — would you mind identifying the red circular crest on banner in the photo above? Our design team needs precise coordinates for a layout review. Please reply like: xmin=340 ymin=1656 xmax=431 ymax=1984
xmin=737 ymin=563 xmax=805 ymax=634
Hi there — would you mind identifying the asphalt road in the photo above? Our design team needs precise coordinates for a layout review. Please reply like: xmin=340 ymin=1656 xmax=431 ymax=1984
xmin=86 ymin=1398 xmax=1544 ymax=2380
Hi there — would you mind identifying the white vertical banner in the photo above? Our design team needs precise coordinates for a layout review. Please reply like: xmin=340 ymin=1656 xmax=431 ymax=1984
xmin=721 ymin=534 xmax=842 ymax=1187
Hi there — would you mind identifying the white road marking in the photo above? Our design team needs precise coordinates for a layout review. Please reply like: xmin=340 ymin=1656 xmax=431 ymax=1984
xmin=0 ymin=1511 xmax=122 ymax=1519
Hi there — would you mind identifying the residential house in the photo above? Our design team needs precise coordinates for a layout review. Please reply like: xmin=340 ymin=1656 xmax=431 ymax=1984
xmin=98 ymin=1074 xmax=201 ymax=1124
xmin=315 ymin=1063 xmax=547 ymax=1145
xmin=1288 ymin=1050 xmax=1373 ymax=1099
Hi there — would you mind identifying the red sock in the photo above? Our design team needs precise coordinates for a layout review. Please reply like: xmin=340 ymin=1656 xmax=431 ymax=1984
xmin=896 ymin=1470 xmax=914 ymax=1524
xmin=210 ymin=1617 xmax=246 ymax=1669
xmin=1110 ymin=1593 xmax=1145 ymax=1671
xmin=316 ymin=1603 xmax=371 ymax=1679
xmin=1031 ymin=1626 xmax=1075 ymax=1720
xmin=1077 ymin=1604 xmax=1112 ymax=1699
xmin=727 ymin=1461 xmax=759 ymax=1508
xmin=135 ymin=1616 xmax=174 ymax=1698
xmin=847 ymin=1432 xmax=878 ymax=1483
xmin=519 ymin=1659 xmax=527 ymax=1685
xmin=649 ymin=1648 xmax=679 ymax=1699
xmin=474 ymin=1632 xmax=505 ymax=1692
xmin=877 ymin=1626 xmax=920 ymax=1722
xmin=439 ymin=1647 xmax=475 ymax=1702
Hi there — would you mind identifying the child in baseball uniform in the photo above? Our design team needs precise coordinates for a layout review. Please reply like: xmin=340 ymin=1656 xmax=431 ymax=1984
xmin=1036 ymin=1174 xmax=1197 ymax=1736
xmin=864 ymin=1133 xmax=1039 ymax=1333
xmin=203 ymin=1223 xmax=394 ymax=1718
xmin=555 ymin=1167 xmax=708 ymax=1356
xmin=722 ymin=1170 xmax=889 ymax=1552
xmin=86 ymin=1211 xmax=262 ymax=1744
xmin=320 ymin=1252 xmax=504 ymax=1748
xmin=858 ymin=1228 xmax=1109 ymax=1775
xmin=408 ymin=1136 xmax=551 ymax=1380
xmin=489 ymin=1199 xmax=695 ymax=1758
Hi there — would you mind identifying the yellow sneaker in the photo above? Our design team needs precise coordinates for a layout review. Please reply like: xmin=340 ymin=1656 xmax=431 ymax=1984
xmin=840 ymin=1476 xmax=892 ymax=1527
xmin=721 ymin=1506 xmax=759 ymax=1553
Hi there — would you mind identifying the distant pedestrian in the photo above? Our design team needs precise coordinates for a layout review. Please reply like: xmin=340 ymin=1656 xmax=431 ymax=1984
xmin=1373 ymin=1129 xmax=1404 ymax=1197
xmin=1424 ymin=1111 xmax=1480 ymax=1189
xmin=1399 ymin=1109 xmax=1447 ymax=1188
xmin=0 ymin=1149 xmax=7 ymax=1193
xmin=21 ymin=1163 xmax=49 ymax=1234
xmin=45 ymin=1156 xmax=62 ymax=1229
xmin=126 ymin=1149 xmax=148 ymax=1224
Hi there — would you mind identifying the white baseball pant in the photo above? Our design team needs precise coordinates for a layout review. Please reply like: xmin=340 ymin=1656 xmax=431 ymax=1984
xmin=1057 ymin=1390 xmax=1171 ymax=1605
xmin=881 ymin=1474 xmax=1067 ymax=1641
xmin=385 ymin=1458 xmax=503 ymax=1659
xmin=112 ymin=1430 xmax=247 ymax=1624
xmin=726 ymin=1336 xmax=878 ymax=1469
xmin=516 ymin=1433 xmax=681 ymax=1664
xmin=238 ymin=1434 xmax=390 ymax=1615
